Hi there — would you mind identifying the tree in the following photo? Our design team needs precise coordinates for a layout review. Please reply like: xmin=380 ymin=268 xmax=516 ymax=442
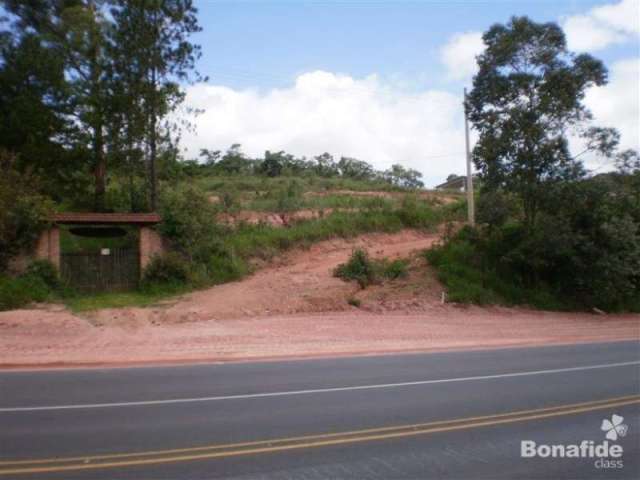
xmin=467 ymin=16 xmax=613 ymax=231
xmin=384 ymin=164 xmax=424 ymax=189
xmin=216 ymin=144 xmax=251 ymax=174
xmin=338 ymin=157 xmax=374 ymax=180
xmin=199 ymin=148 xmax=221 ymax=166
xmin=0 ymin=24 xmax=84 ymax=200
xmin=313 ymin=152 xmax=339 ymax=177
xmin=2 ymin=0 xmax=111 ymax=209
xmin=109 ymin=0 xmax=202 ymax=210
xmin=261 ymin=150 xmax=285 ymax=177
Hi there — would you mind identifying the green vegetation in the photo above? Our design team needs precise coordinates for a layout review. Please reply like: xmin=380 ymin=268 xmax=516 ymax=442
xmin=64 ymin=290 xmax=184 ymax=313
xmin=334 ymin=249 xmax=378 ymax=288
xmin=334 ymin=248 xmax=410 ymax=289
xmin=1 ymin=6 xmax=637 ymax=314
xmin=428 ymin=16 xmax=640 ymax=312
xmin=0 ymin=260 xmax=59 ymax=310
xmin=0 ymin=150 xmax=54 ymax=271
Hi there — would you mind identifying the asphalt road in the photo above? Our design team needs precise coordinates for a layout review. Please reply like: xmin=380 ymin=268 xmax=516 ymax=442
xmin=1 ymin=341 xmax=639 ymax=479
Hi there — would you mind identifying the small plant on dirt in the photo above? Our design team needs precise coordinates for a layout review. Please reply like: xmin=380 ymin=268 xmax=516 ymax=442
xmin=381 ymin=258 xmax=409 ymax=280
xmin=347 ymin=297 xmax=361 ymax=307
xmin=334 ymin=248 xmax=377 ymax=288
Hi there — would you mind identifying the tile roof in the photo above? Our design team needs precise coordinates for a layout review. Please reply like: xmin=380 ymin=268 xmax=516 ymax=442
xmin=53 ymin=213 xmax=161 ymax=225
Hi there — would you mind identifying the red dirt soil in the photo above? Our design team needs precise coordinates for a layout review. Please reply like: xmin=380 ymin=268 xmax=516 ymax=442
xmin=0 ymin=230 xmax=638 ymax=368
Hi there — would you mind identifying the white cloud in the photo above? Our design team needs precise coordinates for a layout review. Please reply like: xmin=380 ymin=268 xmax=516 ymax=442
xmin=591 ymin=0 xmax=640 ymax=35
xmin=585 ymin=58 xmax=640 ymax=153
xmin=439 ymin=31 xmax=484 ymax=81
xmin=563 ymin=15 xmax=627 ymax=52
xmin=563 ymin=0 xmax=639 ymax=51
xmin=181 ymin=71 xmax=469 ymax=187
xmin=566 ymin=57 xmax=639 ymax=171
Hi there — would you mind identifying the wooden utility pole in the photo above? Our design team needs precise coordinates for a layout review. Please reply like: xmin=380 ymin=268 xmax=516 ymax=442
xmin=463 ymin=88 xmax=475 ymax=226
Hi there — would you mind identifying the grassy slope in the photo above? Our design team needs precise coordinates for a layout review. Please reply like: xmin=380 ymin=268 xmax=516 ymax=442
xmin=61 ymin=176 xmax=463 ymax=311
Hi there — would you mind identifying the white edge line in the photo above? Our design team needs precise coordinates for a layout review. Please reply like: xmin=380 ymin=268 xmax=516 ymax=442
xmin=1 ymin=361 xmax=639 ymax=413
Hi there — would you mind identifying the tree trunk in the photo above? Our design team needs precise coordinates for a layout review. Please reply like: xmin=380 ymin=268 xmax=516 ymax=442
xmin=149 ymin=67 xmax=157 ymax=212
xmin=93 ymin=122 xmax=106 ymax=211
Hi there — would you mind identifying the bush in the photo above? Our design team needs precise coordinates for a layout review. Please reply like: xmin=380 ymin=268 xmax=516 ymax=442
xmin=334 ymin=249 xmax=377 ymax=288
xmin=0 ymin=275 xmax=51 ymax=311
xmin=0 ymin=150 xmax=54 ymax=271
xmin=382 ymin=259 xmax=409 ymax=280
xmin=476 ymin=190 xmax=516 ymax=230
xmin=334 ymin=249 xmax=410 ymax=288
xmin=158 ymin=184 xmax=221 ymax=262
xmin=25 ymin=260 xmax=59 ymax=289
xmin=142 ymin=253 xmax=190 ymax=286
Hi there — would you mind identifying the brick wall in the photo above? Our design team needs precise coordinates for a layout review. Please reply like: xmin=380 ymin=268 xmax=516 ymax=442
xmin=35 ymin=227 xmax=60 ymax=270
xmin=139 ymin=227 xmax=164 ymax=273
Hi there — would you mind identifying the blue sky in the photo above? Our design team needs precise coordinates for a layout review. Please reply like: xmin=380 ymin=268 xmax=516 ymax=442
xmin=193 ymin=0 xmax=634 ymax=90
xmin=184 ymin=0 xmax=639 ymax=186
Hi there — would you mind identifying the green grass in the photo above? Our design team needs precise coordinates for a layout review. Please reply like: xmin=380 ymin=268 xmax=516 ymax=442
xmin=63 ymin=289 xmax=186 ymax=312
xmin=245 ymin=193 xmax=398 ymax=212
xmin=195 ymin=174 xmax=406 ymax=196
xmin=223 ymin=200 xmax=445 ymax=260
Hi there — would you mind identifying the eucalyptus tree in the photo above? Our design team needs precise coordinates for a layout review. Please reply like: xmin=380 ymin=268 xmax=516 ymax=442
xmin=467 ymin=16 xmax=618 ymax=230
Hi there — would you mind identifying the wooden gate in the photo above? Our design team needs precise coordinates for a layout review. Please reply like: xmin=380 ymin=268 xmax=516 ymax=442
xmin=61 ymin=248 xmax=139 ymax=293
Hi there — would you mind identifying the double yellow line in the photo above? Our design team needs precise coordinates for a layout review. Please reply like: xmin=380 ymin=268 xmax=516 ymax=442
xmin=1 ymin=394 xmax=639 ymax=476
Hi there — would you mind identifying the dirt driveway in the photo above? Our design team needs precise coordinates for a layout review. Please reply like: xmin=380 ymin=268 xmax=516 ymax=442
xmin=0 ymin=230 xmax=638 ymax=368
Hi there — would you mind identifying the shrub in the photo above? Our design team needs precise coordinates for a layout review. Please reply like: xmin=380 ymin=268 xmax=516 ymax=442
xmin=334 ymin=249 xmax=377 ymax=288
xmin=476 ymin=190 xmax=516 ymax=230
xmin=25 ymin=260 xmax=59 ymax=289
xmin=382 ymin=259 xmax=409 ymax=280
xmin=158 ymin=184 xmax=221 ymax=262
xmin=0 ymin=150 xmax=54 ymax=271
xmin=142 ymin=253 xmax=190 ymax=286
xmin=0 ymin=275 xmax=51 ymax=311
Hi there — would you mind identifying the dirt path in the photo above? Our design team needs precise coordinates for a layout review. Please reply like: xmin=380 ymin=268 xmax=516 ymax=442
xmin=163 ymin=230 xmax=440 ymax=320
xmin=0 ymin=229 xmax=638 ymax=368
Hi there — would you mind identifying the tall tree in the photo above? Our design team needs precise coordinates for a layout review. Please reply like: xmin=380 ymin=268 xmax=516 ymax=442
xmin=109 ymin=0 xmax=201 ymax=210
xmin=467 ymin=16 xmax=616 ymax=230
xmin=3 ymin=0 xmax=112 ymax=210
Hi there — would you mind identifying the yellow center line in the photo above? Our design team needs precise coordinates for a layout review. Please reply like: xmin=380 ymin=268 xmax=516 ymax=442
xmin=1 ymin=395 xmax=638 ymax=476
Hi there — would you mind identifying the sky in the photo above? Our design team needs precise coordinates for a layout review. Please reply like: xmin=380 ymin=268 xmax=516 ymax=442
xmin=181 ymin=0 xmax=640 ymax=187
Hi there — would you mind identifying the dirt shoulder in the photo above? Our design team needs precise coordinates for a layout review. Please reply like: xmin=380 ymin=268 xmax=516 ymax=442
xmin=1 ymin=307 xmax=638 ymax=369
xmin=0 ymin=229 xmax=638 ymax=369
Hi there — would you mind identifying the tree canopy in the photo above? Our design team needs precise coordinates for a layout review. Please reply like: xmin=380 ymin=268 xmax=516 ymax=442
xmin=467 ymin=16 xmax=617 ymax=229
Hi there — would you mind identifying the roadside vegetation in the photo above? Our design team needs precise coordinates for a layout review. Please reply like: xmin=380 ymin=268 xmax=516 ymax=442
xmin=334 ymin=248 xmax=409 ymax=289
xmin=0 ymin=5 xmax=637 ymax=314
xmin=427 ymin=17 xmax=640 ymax=313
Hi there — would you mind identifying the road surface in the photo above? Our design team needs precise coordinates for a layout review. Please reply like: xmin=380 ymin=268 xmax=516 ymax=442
xmin=1 ymin=341 xmax=639 ymax=479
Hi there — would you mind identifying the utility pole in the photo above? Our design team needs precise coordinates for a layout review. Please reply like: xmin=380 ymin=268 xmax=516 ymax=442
xmin=463 ymin=88 xmax=475 ymax=226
